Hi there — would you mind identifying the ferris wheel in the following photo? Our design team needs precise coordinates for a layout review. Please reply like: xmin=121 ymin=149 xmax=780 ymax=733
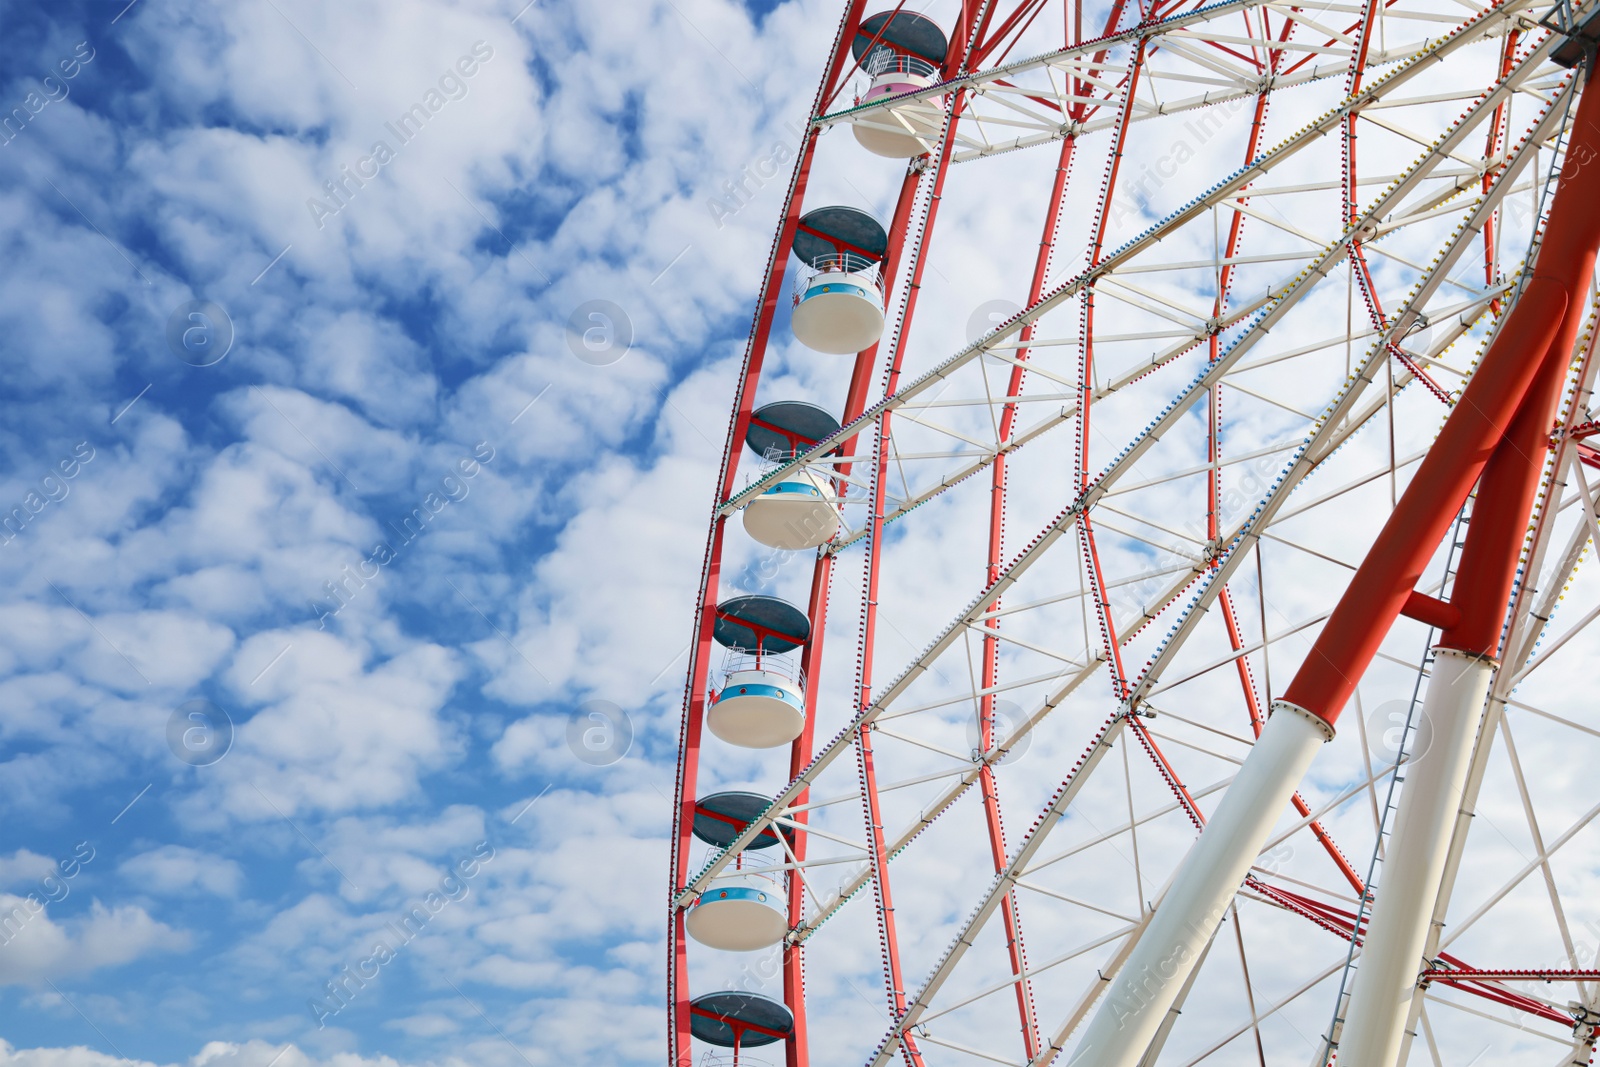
xmin=668 ymin=1 xmax=1600 ymax=1065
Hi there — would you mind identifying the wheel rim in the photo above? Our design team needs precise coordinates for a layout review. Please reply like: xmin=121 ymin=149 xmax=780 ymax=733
xmin=670 ymin=3 xmax=1600 ymax=1065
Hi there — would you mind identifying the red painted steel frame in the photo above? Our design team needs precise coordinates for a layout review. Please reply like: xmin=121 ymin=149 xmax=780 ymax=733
xmin=1483 ymin=29 xmax=1523 ymax=315
xmin=785 ymin=151 xmax=925 ymax=1067
xmin=834 ymin=6 xmax=1059 ymax=1063
xmin=781 ymin=552 xmax=830 ymax=1067
xmin=1249 ymin=881 xmax=1581 ymax=1026
xmin=1284 ymin=70 xmax=1600 ymax=726
xmin=975 ymin=129 xmax=1069 ymax=1067
xmin=1201 ymin=19 xmax=1367 ymax=895
xmin=667 ymin=6 xmax=869 ymax=1065
xmin=969 ymin=0 xmax=1139 ymax=1052
xmin=671 ymin=2 xmax=1032 ymax=1063
xmin=1076 ymin=33 xmax=1146 ymax=702
xmin=852 ymin=40 xmax=996 ymax=1067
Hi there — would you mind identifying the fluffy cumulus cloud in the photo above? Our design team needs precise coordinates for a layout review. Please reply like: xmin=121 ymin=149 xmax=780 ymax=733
xmin=0 ymin=0 xmax=836 ymax=1061
xmin=117 ymin=847 xmax=244 ymax=898
xmin=0 ymin=896 xmax=187 ymax=987
xmin=0 ymin=1042 xmax=446 ymax=1067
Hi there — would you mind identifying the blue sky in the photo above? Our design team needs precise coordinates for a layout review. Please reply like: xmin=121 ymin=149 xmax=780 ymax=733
xmin=13 ymin=2 xmax=1600 ymax=1065
xmin=0 ymin=1 xmax=842 ymax=1063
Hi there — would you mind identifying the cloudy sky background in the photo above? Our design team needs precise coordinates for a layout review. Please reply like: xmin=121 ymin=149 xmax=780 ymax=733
xmin=7 ymin=0 xmax=1599 ymax=1065
xmin=0 ymin=0 xmax=849 ymax=1063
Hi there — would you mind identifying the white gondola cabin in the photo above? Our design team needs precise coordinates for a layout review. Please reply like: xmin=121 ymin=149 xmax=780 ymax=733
xmin=706 ymin=595 xmax=811 ymax=749
xmin=741 ymin=400 xmax=843 ymax=551
xmin=790 ymin=206 xmax=889 ymax=354
xmin=685 ymin=866 xmax=787 ymax=950
xmin=850 ymin=11 xmax=950 ymax=158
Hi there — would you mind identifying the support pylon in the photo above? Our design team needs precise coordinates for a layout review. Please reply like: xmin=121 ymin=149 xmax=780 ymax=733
xmin=1071 ymin=52 xmax=1600 ymax=1067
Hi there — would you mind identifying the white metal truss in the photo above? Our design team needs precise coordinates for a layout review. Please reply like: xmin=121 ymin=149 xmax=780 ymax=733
xmin=679 ymin=1 xmax=1600 ymax=1065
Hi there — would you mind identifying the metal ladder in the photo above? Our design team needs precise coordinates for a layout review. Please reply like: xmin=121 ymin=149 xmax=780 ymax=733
xmin=1313 ymin=498 xmax=1475 ymax=1066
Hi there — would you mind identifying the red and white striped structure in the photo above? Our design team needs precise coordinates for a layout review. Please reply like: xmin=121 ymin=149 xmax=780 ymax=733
xmin=669 ymin=1 xmax=1600 ymax=1064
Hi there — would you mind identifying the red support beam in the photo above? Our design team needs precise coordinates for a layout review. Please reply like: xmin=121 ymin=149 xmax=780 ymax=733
xmin=1425 ymin=969 xmax=1600 ymax=982
xmin=1076 ymin=32 xmax=1146 ymax=699
xmin=1283 ymin=69 xmax=1600 ymax=726
xmin=852 ymin=98 xmax=970 ymax=1067
xmin=783 ymin=136 xmax=927 ymax=1067
xmin=668 ymin=6 xmax=871 ymax=1066
xmin=969 ymin=2 xmax=1140 ymax=1051
xmin=1400 ymin=589 xmax=1462 ymax=631
xmin=1194 ymin=15 xmax=1364 ymax=895
xmin=844 ymin=7 xmax=1003 ymax=1060
xmin=1247 ymin=880 xmax=1581 ymax=1027
xmin=1483 ymin=29 xmax=1523 ymax=315
xmin=976 ymin=117 xmax=1079 ymax=1067
xmin=1442 ymin=317 xmax=1575 ymax=654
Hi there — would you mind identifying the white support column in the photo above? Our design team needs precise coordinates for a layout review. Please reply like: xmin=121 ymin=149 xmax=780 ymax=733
xmin=1070 ymin=703 xmax=1332 ymax=1067
xmin=1335 ymin=647 xmax=1495 ymax=1067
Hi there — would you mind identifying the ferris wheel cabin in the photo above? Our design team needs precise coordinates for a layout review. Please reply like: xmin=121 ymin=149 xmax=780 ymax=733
xmin=740 ymin=400 xmax=843 ymax=551
xmin=851 ymin=11 xmax=949 ymax=157
xmin=685 ymin=865 xmax=787 ymax=951
xmin=690 ymin=991 xmax=795 ymax=1065
xmin=691 ymin=790 xmax=795 ymax=852
xmin=686 ymin=795 xmax=796 ymax=961
xmin=706 ymin=595 xmax=811 ymax=749
xmin=790 ymin=205 xmax=889 ymax=354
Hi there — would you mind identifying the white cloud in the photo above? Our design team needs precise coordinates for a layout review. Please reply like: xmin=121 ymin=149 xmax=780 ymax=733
xmin=118 ymin=846 xmax=244 ymax=897
xmin=0 ymin=853 xmax=59 ymax=893
xmin=380 ymin=1014 xmax=457 ymax=1038
xmin=0 ymin=897 xmax=188 ymax=986
xmin=191 ymin=633 xmax=465 ymax=824
xmin=0 ymin=1040 xmax=461 ymax=1067
xmin=5 ymin=0 xmax=1589 ymax=1065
